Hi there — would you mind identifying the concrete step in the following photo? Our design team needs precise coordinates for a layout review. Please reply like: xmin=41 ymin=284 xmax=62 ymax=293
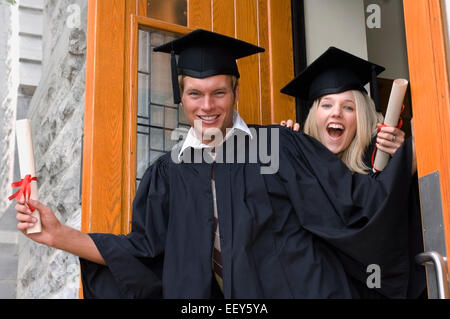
xmin=0 ymin=203 xmax=19 ymax=248
xmin=0 ymin=230 xmax=18 ymax=245
xmin=0 ymin=280 xmax=16 ymax=299
xmin=0 ymin=235 xmax=18 ymax=299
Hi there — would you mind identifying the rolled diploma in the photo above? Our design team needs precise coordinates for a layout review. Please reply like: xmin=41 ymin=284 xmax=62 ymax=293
xmin=15 ymin=119 xmax=41 ymax=234
xmin=373 ymin=79 xmax=409 ymax=172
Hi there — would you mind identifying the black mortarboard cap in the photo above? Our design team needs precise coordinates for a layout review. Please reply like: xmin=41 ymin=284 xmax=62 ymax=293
xmin=280 ymin=47 xmax=385 ymax=112
xmin=153 ymin=29 xmax=265 ymax=104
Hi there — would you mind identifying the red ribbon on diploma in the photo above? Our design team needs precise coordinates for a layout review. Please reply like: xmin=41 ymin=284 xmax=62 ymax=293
xmin=8 ymin=174 xmax=37 ymax=212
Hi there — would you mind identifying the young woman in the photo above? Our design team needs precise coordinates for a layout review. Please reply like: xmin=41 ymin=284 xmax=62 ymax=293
xmin=280 ymin=47 xmax=425 ymax=298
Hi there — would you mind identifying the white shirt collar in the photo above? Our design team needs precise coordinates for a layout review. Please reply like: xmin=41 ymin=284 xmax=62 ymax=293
xmin=178 ymin=110 xmax=253 ymax=161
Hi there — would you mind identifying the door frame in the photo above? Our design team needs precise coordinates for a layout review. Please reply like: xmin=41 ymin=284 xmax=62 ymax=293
xmin=403 ymin=0 xmax=450 ymax=297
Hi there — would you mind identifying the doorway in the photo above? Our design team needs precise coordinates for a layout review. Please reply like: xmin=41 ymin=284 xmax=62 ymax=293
xmin=290 ymin=0 xmax=435 ymax=298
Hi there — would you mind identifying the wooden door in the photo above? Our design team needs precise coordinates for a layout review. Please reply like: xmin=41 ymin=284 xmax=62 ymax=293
xmin=188 ymin=0 xmax=295 ymax=125
xmin=403 ymin=0 xmax=450 ymax=298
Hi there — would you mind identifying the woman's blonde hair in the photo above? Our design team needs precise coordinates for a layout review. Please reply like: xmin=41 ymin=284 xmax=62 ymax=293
xmin=303 ymin=90 xmax=384 ymax=174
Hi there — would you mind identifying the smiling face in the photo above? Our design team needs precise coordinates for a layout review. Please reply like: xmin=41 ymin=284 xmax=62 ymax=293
xmin=181 ymin=74 xmax=238 ymax=145
xmin=315 ymin=90 xmax=357 ymax=155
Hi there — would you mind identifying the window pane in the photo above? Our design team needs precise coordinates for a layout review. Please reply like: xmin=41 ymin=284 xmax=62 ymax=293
xmin=136 ymin=133 xmax=149 ymax=179
xmin=150 ymin=127 xmax=164 ymax=150
xmin=147 ymin=0 xmax=187 ymax=26
xmin=150 ymin=104 xmax=164 ymax=127
xmin=165 ymin=129 xmax=177 ymax=151
xmin=150 ymin=44 xmax=174 ymax=106
xmin=178 ymin=104 xmax=189 ymax=125
xmin=150 ymin=31 xmax=165 ymax=47
xmin=137 ymin=73 xmax=149 ymax=118
xmin=138 ymin=30 xmax=149 ymax=73
xmin=137 ymin=123 xmax=149 ymax=135
xmin=165 ymin=107 xmax=177 ymax=129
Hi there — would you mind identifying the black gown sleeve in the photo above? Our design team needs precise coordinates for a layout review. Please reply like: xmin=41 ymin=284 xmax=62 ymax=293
xmin=360 ymin=134 xmax=425 ymax=298
xmin=80 ymin=156 xmax=170 ymax=298
xmin=277 ymin=126 xmax=424 ymax=298
xmin=362 ymin=134 xmax=426 ymax=298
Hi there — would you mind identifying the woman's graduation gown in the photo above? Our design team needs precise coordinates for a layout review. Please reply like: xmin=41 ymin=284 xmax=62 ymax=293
xmin=80 ymin=125 xmax=425 ymax=298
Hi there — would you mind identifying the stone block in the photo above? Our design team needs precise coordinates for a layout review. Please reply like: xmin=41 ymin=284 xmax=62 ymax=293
xmin=17 ymin=248 xmax=79 ymax=298
xmin=19 ymin=0 xmax=44 ymax=10
xmin=0 ymin=232 xmax=18 ymax=247
xmin=19 ymin=8 xmax=43 ymax=36
xmin=19 ymin=61 xmax=41 ymax=87
xmin=20 ymin=34 xmax=42 ymax=62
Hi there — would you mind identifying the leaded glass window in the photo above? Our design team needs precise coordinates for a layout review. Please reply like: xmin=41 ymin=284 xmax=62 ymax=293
xmin=136 ymin=29 xmax=190 ymax=186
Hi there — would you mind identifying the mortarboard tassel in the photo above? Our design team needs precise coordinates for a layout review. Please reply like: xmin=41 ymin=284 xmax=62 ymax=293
xmin=370 ymin=65 xmax=382 ymax=112
xmin=171 ymin=49 xmax=181 ymax=104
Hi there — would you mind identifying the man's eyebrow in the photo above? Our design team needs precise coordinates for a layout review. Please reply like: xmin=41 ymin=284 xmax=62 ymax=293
xmin=185 ymin=87 xmax=200 ymax=91
xmin=184 ymin=86 xmax=229 ymax=92
xmin=212 ymin=87 xmax=229 ymax=91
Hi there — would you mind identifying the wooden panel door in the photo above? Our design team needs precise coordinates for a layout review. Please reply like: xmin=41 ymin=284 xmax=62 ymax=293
xmin=189 ymin=0 xmax=296 ymax=125
xmin=82 ymin=0 xmax=130 ymax=235
xmin=403 ymin=0 xmax=450 ymax=298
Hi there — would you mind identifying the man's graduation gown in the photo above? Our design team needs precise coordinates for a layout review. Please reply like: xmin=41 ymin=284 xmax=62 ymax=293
xmin=80 ymin=125 xmax=425 ymax=298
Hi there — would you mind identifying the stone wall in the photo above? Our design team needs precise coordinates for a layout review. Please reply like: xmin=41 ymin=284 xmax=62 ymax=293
xmin=0 ymin=1 xmax=17 ymax=221
xmin=16 ymin=0 xmax=87 ymax=298
xmin=0 ymin=2 xmax=18 ymax=298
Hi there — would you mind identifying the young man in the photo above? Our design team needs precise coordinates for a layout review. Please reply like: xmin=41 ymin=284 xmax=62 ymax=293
xmin=16 ymin=30 xmax=422 ymax=298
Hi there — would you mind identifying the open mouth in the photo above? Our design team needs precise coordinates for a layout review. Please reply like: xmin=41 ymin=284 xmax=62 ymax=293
xmin=327 ymin=123 xmax=344 ymax=138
